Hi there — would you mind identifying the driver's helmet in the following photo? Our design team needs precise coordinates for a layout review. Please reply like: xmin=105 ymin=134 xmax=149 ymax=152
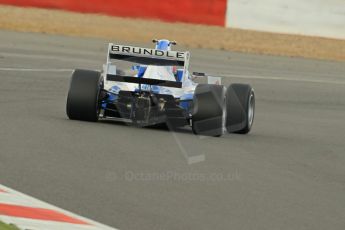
xmin=155 ymin=39 xmax=172 ymax=51
xmin=155 ymin=39 xmax=177 ymax=75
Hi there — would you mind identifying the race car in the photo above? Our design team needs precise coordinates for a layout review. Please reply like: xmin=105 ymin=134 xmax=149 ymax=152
xmin=66 ymin=39 xmax=255 ymax=137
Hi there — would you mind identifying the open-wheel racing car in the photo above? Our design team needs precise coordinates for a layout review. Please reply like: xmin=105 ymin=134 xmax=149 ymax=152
xmin=66 ymin=39 xmax=255 ymax=137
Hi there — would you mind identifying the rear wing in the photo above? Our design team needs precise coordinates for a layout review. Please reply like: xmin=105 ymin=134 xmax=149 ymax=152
xmin=104 ymin=43 xmax=190 ymax=87
xmin=107 ymin=43 xmax=190 ymax=67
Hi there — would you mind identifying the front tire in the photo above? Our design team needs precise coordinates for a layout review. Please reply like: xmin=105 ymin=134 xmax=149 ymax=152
xmin=192 ymin=84 xmax=225 ymax=137
xmin=226 ymin=84 xmax=255 ymax=134
xmin=66 ymin=69 xmax=102 ymax=122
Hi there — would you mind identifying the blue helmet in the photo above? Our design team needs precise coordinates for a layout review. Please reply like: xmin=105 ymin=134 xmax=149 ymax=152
xmin=153 ymin=39 xmax=177 ymax=51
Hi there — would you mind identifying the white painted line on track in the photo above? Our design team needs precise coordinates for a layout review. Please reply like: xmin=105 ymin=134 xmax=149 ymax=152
xmin=0 ymin=184 xmax=118 ymax=230
xmin=1 ymin=52 xmax=98 ymax=63
xmin=221 ymin=73 xmax=345 ymax=85
xmin=0 ymin=68 xmax=73 ymax=72
xmin=0 ymin=45 xmax=103 ymax=58
xmin=1 ymin=67 xmax=344 ymax=85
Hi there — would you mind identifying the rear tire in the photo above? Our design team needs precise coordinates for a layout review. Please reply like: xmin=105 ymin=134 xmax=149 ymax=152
xmin=226 ymin=84 xmax=255 ymax=134
xmin=66 ymin=69 xmax=102 ymax=122
xmin=192 ymin=84 xmax=225 ymax=137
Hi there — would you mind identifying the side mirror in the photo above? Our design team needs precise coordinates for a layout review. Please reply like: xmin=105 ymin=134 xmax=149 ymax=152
xmin=170 ymin=41 xmax=177 ymax=46
xmin=152 ymin=39 xmax=158 ymax=43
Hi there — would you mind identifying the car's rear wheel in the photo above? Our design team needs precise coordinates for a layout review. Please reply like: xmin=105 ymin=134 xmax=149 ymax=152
xmin=66 ymin=69 xmax=103 ymax=122
xmin=226 ymin=84 xmax=255 ymax=134
xmin=192 ymin=84 xmax=225 ymax=137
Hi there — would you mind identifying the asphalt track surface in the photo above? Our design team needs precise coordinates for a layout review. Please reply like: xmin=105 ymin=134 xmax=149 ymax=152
xmin=1 ymin=30 xmax=345 ymax=230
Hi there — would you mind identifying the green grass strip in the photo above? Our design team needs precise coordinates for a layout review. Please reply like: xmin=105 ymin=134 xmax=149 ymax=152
xmin=0 ymin=221 xmax=21 ymax=230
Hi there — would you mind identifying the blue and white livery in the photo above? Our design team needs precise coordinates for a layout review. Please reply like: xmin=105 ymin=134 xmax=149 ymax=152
xmin=66 ymin=39 xmax=256 ymax=136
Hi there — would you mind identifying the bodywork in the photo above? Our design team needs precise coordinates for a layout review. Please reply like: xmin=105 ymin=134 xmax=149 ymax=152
xmin=100 ymin=40 xmax=209 ymax=127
